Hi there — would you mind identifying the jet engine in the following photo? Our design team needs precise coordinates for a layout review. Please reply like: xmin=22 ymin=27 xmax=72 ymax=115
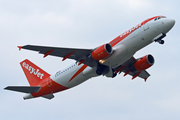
xmin=134 ymin=54 xmax=154 ymax=71
xmin=92 ymin=43 xmax=113 ymax=61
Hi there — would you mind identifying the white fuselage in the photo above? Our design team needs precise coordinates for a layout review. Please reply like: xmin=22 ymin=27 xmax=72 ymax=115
xmin=51 ymin=17 xmax=175 ymax=89
xmin=51 ymin=63 xmax=96 ymax=88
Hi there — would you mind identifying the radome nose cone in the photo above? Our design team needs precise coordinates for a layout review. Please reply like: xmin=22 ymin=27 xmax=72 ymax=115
xmin=167 ymin=18 xmax=175 ymax=29
xmin=169 ymin=19 xmax=175 ymax=27
xmin=163 ymin=18 xmax=175 ymax=33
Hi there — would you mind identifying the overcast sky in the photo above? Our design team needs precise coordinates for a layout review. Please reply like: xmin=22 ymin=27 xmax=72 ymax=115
xmin=1 ymin=0 xmax=180 ymax=120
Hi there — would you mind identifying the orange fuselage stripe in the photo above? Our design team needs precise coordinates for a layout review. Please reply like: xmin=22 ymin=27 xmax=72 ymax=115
xmin=69 ymin=64 xmax=88 ymax=82
xmin=109 ymin=16 xmax=164 ymax=47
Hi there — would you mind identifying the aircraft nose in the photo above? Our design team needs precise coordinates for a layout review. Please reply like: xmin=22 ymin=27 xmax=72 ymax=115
xmin=163 ymin=18 xmax=175 ymax=33
xmin=168 ymin=18 xmax=175 ymax=27
xmin=166 ymin=18 xmax=175 ymax=29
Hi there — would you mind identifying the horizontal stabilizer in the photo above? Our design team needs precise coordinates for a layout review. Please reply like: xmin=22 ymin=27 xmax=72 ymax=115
xmin=4 ymin=86 xmax=40 ymax=93
xmin=41 ymin=94 xmax=54 ymax=100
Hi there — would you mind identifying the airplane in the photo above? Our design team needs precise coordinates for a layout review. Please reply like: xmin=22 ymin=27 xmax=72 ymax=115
xmin=4 ymin=16 xmax=175 ymax=100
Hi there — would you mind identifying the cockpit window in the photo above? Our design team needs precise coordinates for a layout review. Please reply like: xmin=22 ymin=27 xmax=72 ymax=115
xmin=154 ymin=16 xmax=166 ymax=21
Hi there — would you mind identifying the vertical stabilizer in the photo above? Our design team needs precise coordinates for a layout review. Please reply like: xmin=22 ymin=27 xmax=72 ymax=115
xmin=20 ymin=59 xmax=50 ymax=86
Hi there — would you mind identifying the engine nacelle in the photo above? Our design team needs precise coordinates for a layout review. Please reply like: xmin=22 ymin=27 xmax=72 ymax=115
xmin=134 ymin=54 xmax=155 ymax=71
xmin=92 ymin=43 xmax=113 ymax=61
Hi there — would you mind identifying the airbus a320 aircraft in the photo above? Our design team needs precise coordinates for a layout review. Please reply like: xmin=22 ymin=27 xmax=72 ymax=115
xmin=5 ymin=16 xmax=175 ymax=100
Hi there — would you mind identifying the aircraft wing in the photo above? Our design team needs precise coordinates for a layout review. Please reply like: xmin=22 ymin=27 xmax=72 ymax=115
xmin=19 ymin=45 xmax=97 ymax=67
xmin=114 ymin=57 xmax=150 ymax=81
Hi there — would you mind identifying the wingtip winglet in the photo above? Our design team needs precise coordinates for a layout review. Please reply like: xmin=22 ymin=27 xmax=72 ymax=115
xmin=18 ymin=46 xmax=22 ymax=51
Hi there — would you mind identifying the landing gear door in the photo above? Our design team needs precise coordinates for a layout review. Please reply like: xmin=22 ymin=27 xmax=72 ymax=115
xmin=143 ymin=23 xmax=149 ymax=31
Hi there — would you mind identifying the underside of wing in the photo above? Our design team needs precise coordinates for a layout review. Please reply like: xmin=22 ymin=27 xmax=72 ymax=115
xmin=114 ymin=57 xmax=151 ymax=81
xmin=19 ymin=45 xmax=98 ymax=67
xmin=20 ymin=45 xmax=92 ymax=59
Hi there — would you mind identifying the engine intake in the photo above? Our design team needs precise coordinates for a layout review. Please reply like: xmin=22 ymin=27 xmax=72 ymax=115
xmin=134 ymin=54 xmax=154 ymax=71
xmin=92 ymin=43 xmax=113 ymax=61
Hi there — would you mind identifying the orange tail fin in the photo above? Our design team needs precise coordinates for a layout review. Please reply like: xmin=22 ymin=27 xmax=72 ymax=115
xmin=20 ymin=59 xmax=50 ymax=86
